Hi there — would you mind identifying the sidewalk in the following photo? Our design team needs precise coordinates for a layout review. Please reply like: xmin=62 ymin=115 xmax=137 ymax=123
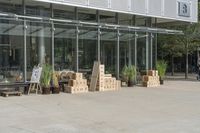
xmin=0 ymin=80 xmax=200 ymax=133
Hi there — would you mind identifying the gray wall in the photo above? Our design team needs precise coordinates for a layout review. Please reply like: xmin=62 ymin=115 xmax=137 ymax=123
xmin=34 ymin=0 xmax=198 ymax=22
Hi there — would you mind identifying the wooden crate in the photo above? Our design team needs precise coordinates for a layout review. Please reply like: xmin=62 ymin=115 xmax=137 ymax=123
xmin=72 ymin=73 xmax=83 ymax=80
xmin=64 ymin=86 xmax=88 ymax=94
xmin=68 ymin=79 xmax=87 ymax=87
xmin=148 ymin=70 xmax=155 ymax=76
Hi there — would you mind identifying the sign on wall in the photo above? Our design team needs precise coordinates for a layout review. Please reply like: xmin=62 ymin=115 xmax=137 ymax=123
xmin=178 ymin=1 xmax=190 ymax=17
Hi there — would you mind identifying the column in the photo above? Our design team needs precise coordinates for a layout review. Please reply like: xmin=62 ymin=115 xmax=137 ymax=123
xmin=146 ymin=32 xmax=149 ymax=71
xmin=128 ymin=31 xmax=132 ymax=66
xmin=51 ymin=4 xmax=55 ymax=71
xmin=115 ymin=13 xmax=120 ymax=79
xmin=96 ymin=10 xmax=101 ymax=63
xmin=38 ymin=28 xmax=45 ymax=64
xmin=75 ymin=7 xmax=79 ymax=72
xmin=23 ymin=0 xmax=27 ymax=82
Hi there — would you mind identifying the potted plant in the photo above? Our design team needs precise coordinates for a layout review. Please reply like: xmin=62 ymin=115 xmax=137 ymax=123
xmin=51 ymin=72 xmax=60 ymax=94
xmin=122 ymin=65 xmax=136 ymax=87
xmin=40 ymin=64 xmax=52 ymax=94
xmin=156 ymin=60 xmax=167 ymax=85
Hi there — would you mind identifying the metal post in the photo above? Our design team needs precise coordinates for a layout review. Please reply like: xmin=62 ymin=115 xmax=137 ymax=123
xmin=75 ymin=7 xmax=79 ymax=72
xmin=155 ymin=18 xmax=158 ymax=68
xmin=115 ymin=13 xmax=120 ymax=79
xmin=51 ymin=4 xmax=55 ymax=71
xmin=150 ymin=33 xmax=153 ymax=69
xmin=117 ymin=29 xmax=120 ymax=80
xmin=96 ymin=10 xmax=101 ymax=63
xmin=134 ymin=32 xmax=137 ymax=83
xmin=23 ymin=0 xmax=27 ymax=82
xmin=146 ymin=32 xmax=149 ymax=71
xmin=128 ymin=30 xmax=131 ymax=66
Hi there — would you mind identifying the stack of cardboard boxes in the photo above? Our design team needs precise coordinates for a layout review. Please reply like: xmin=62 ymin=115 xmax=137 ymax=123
xmin=65 ymin=73 xmax=88 ymax=94
xmin=96 ymin=64 xmax=105 ymax=91
xmin=142 ymin=70 xmax=160 ymax=87
xmin=90 ymin=62 xmax=121 ymax=91
xmin=103 ymin=75 xmax=121 ymax=91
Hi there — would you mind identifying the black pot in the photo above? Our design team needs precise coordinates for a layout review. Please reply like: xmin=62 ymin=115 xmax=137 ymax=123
xmin=42 ymin=87 xmax=51 ymax=95
xmin=128 ymin=80 xmax=134 ymax=87
xmin=160 ymin=79 xmax=164 ymax=85
xmin=52 ymin=87 xmax=60 ymax=94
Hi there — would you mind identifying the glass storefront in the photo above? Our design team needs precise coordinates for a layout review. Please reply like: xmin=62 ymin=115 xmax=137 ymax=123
xmin=0 ymin=19 xmax=24 ymax=82
xmin=0 ymin=0 xmax=158 ymax=83
xmin=26 ymin=21 xmax=52 ymax=80
xmin=79 ymin=26 xmax=98 ymax=73
xmin=101 ymin=29 xmax=116 ymax=75
xmin=54 ymin=24 xmax=76 ymax=71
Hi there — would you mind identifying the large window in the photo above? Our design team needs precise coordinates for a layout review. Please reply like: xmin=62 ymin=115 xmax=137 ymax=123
xmin=0 ymin=19 xmax=24 ymax=82
xmin=137 ymin=33 xmax=147 ymax=70
xmin=0 ymin=0 xmax=23 ymax=15
xmin=101 ymin=29 xmax=116 ymax=75
xmin=79 ymin=26 xmax=98 ymax=73
xmin=54 ymin=24 xmax=76 ymax=71
xmin=26 ymin=21 xmax=51 ymax=80
xmin=26 ymin=0 xmax=51 ymax=18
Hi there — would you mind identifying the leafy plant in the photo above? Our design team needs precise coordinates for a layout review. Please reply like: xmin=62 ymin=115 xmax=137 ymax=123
xmin=40 ymin=64 xmax=52 ymax=88
xmin=156 ymin=60 xmax=167 ymax=79
xmin=52 ymin=72 xmax=59 ymax=88
xmin=122 ymin=65 xmax=136 ymax=82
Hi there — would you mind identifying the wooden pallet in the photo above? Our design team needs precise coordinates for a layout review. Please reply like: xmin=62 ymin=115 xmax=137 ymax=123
xmin=1 ymin=91 xmax=22 ymax=97
xmin=89 ymin=61 xmax=100 ymax=91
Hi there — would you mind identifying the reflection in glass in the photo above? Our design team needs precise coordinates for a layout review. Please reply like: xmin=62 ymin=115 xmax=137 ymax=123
xmin=54 ymin=24 xmax=76 ymax=71
xmin=79 ymin=27 xmax=97 ymax=73
xmin=26 ymin=21 xmax=51 ymax=80
xmin=101 ymin=29 xmax=116 ymax=75
xmin=0 ymin=20 xmax=24 ymax=82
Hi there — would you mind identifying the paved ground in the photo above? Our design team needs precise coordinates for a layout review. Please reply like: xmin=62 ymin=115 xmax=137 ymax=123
xmin=0 ymin=80 xmax=200 ymax=133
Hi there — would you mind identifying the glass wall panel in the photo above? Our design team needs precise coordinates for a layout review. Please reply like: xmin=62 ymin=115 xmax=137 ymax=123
xmin=119 ymin=13 xmax=132 ymax=26
xmin=53 ymin=4 xmax=75 ymax=20
xmin=26 ymin=21 xmax=51 ymax=80
xmin=135 ymin=16 xmax=146 ymax=26
xmin=119 ymin=31 xmax=129 ymax=69
xmin=0 ymin=19 xmax=24 ymax=82
xmin=26 ymin=0 xmax=51 ymax=17
xmin=79 ymin=26 xmax=98 ymax=74
xmin=119 ymin=30 xmax=136 ymax=77
xmin=78 ymin=8 xmax=96 ymax=22
xmin=0 ymin=0 xmax=23 ymax=15
xmin=54 ymin=24 xmax=76 ymax=71
xmin=100 ymin=11 xmax=116 ymax=24
xmin=137 ymin=33 xmax=147 ymax=71
xmin=101 ymin=29 xmax=116 ymax=75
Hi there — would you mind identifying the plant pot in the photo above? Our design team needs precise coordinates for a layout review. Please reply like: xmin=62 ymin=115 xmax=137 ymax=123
xmin=42 ymin=87 xmax=51 ymax=95
xmin=52 ymin=87 xmax=60 ymax=94
xmin=128 ymin=80 xmax=134 ymax=87
xmin=160 ymin=78 xmax=164 ymax=85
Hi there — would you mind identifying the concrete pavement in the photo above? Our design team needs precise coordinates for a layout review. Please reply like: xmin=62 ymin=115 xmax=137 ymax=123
xmin=0 ymin=80 xmax=200 ymax=133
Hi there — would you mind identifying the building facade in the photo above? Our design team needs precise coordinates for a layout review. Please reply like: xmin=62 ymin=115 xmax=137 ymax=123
xmin=0 ymin=0 xmax=198 ymax=82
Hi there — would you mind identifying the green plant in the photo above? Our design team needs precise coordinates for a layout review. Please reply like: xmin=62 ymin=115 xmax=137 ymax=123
xmin=122 ymin=65 xmax=136 ymax=82
xmin=52 ymin=72 xmax=59 ymax=88
xmin=156 ymin=60 xmax=167 ymax=79
xmin=40 ymin=64 xmax=52 ymax=88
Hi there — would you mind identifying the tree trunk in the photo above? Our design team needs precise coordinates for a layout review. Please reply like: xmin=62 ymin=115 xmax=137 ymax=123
xmin=171 ymin=55 xmax=174 ymax=76
xmin=185 ymin=42 xmax=189 ymax=79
